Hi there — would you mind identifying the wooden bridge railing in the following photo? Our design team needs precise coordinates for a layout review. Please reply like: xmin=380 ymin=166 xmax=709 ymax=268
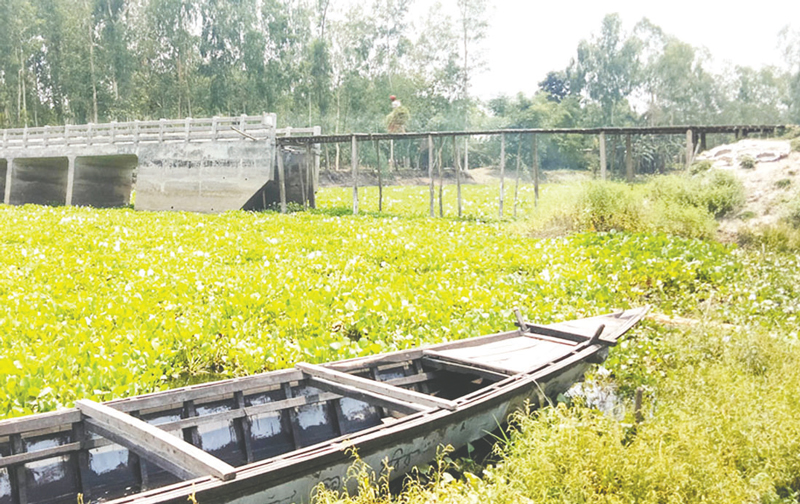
xmin=0 ymin=113 xmax=319 ymax=150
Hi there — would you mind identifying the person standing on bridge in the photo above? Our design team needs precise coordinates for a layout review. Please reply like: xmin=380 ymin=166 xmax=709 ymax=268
xmin=386 ymin=95 xmax=409 ymax=133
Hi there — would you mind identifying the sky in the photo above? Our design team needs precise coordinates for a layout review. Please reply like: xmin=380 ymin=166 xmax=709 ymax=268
xmin=463 ymin=0 xmax=799 ymax=100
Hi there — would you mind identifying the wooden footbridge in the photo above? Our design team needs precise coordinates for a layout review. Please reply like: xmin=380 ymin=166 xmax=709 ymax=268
xmin=276 ymin=123 xmax=790 ymax=217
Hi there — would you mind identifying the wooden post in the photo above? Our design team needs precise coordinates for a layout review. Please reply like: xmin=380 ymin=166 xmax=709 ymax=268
xmin=499 ymin=133 xmax=505 ymax=218
xmin=610 ymin=135 xmax=617 ymax=176
xmin=352 ymin=135 xmax=359 ymax=215
xmin=464 ymin=136 xmax=469 ymax=173
xmin=700 ymin=132 xmax=707 ymax=152
xmin=304 ymin=144 xmax=312 ymax=209
xmin=438 ymin=140 xmax=444 ymax=217
xmin=389 ymin=139 xmax=395 ymax=171
xmin=634 ymin=386 xmax=644 ymax=424
xmin=532 ymin=133 xmax=540 ymax=207
xmin=299 ymin=150 xmax=307 ymax=210
xmin=374 ymin=139 xmax=383 ymax=212
xmin=625 ymin=134 xmax=633 ymax=183
xmin=276 ymin=147 xmax=287 ymax=214
xmin=514 ymin=136 xmax=522 ymax=218
xmin=685 ymin=129 xmax=694 ymax=169
xmin=454 ymin=136 xmax=462 ymax=217
xmin=428 ymin=135 xmax=434 ymax=217
xmin=599 ymin=131 xmax=607 ymax=179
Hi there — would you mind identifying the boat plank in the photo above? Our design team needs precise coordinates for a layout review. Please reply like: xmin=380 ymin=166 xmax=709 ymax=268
xmin=107 ymin=369 xmax=304 ymax=413
xmin=423 ymin=350 xmax=528 ymax=376
xmin=306 ymin=377 xmax=427 ymax=415
xmin=296 ymin=363 xmax=457 ymax=411
xmin=420 ymin=356 xmax=510 ymax=381
xmin=76 ymin=400 xmax=237 ymax=482
xmin=0 ymin=409 xmax=82 ymax=437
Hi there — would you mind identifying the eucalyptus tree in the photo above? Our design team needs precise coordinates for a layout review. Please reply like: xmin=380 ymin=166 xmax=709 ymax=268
xmin=571 ymin=13 xmax=640 ymax=126
xmin=780 ymin=26 xmax=800 ymax=122
xmin=455 ymin=0 xmax=487 ymax=127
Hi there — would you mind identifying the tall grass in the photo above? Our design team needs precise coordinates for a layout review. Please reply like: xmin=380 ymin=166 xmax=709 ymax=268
xmin=524 ymin=171 xmax=743 ymax=239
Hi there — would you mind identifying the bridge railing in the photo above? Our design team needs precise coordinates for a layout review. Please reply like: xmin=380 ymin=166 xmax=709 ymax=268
xmin=0 ymin=113 xmax=318 ymax=150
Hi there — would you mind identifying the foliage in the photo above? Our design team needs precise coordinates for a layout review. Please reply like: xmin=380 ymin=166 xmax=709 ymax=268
xmin=739 ymin=155 xmax=757 ymax=169
xmin=791 ymin=137 xmax=800 ymax=152
xmin=523 ymin=173 xmax=740 ymax=239
xmin=386 ymin=106 xmax=409 ymax=133
xmin=690 ymin=159 xmax=713 ymax=175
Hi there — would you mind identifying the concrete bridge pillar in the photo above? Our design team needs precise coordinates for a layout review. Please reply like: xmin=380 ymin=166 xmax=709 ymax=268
xmin=65 ymin=156 xmax=76 ymax=206
xmin=1 ymin=159 xmax=8 ymax=204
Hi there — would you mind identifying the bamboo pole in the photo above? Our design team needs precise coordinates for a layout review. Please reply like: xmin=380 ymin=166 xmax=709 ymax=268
xmin=599 ymin=131 xmax=607 ymax=179
xmin=532 ymin=133 xmax=539 ymax=207
xmin=499 ymin=133 xmax=505 ymax=218
xmin=389 ymin=139 xmax=395 ymax=171
xmin=625 ymin=134 xmax=633 ymax=183
xmin=277 ymin=147 xmax=287 ymax=214
xmin=454 ymin=136 xmax=462 ymax=217
xmin=428 ymin=135 xmax=434 ymax=217
xmin=685 ymin=129 xmax=694 ymax=169
xmin=464 ymin=136 xmax=469 ymax=173
xmin=610 ymin=135 xmax=617 ymax=176
xmin=438 ymin=139 xmax=444 ymax=217
xmin=374 ymin=139 xmax=383 ymax=212
xmin=351 ymin=135 xmax=358 ymax=214
xmin=514 ymin=136 xmax=522 ymax=218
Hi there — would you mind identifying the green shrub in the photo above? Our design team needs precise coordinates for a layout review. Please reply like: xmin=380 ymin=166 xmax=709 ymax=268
xmin=775 ymin=179 xmax=792 ymax=189
xmin=648 ymin=171 xmax=744 ymax=219
xmin=695 ymin=170 xmax=745 ymax=218
xmin=738 ymin=223 xmax=800 ymax=252
xmin=690 ymin=160 xmax=713 ymax=175
xmin=791 ymin=137 xmax=800 ymax=153
xmin=573 ymin=181 xmax=643 ymax=232
xmin=739 ymin=155 xmax=756 ymax=169
xmin=645 ymin=200 xmax=717 ymax=239
xmin=784 ymin=199 xmax=800 ymax=229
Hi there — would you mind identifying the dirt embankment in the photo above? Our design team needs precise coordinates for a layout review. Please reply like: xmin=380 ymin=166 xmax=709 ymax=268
xmin=695 ymin=139 xmax=800 ymax=237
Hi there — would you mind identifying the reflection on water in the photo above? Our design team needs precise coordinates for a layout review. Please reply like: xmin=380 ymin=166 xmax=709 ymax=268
xmin=339 ymin=398 xmax=371 ymax=422
xmin=88 ymin=444 xmax=129 ymax=475
xmin=566 ymin=367 xmax=625 ymax=419
xmin=251 ymin=414 xmax=283 ymax=439
xmin=26 ymin=455 xmax=68 ymax=483
xmin=0 ymin=469 xmax=12 ymax=504
xmin=196 ymin=420 xmax=237 ymax=452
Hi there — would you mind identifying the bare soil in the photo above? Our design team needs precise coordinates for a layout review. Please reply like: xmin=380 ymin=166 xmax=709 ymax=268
xmin=698 ymin=139 xmax=800 ymax=239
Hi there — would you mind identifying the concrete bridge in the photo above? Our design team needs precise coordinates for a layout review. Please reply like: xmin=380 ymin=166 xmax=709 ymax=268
xmin=0 ymin=114 xmax=320 ymax=213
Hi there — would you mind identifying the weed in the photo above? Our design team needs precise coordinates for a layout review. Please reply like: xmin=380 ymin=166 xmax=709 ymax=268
xmin=739 ymin=155 xmax=757 ymax=169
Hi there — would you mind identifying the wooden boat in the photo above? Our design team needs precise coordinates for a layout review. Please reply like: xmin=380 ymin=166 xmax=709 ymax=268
xmin=0 ymin=307 xmax=648 ymax=504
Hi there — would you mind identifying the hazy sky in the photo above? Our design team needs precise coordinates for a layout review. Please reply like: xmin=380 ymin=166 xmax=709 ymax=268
xmin=465 ymin=0 xmax=798 ymax=99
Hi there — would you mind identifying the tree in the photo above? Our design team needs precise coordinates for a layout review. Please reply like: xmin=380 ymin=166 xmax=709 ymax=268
xmin=779 ymin=26 xmax=800 ymax=122
xmin=571 ymin=13 xmax=640 ymax=125
xmin=538 ymin=71 xmax=570 ymax=102
xmin=456 ymin=0 xmax=487 ymax=127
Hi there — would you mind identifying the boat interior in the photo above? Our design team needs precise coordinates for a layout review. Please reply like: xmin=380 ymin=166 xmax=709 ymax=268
xmin=0 ymin=309 xmax=636 ymax=504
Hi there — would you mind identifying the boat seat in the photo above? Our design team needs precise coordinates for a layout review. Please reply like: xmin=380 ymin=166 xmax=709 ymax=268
xmin=295 ymin=363 xmax=458 ymax=412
